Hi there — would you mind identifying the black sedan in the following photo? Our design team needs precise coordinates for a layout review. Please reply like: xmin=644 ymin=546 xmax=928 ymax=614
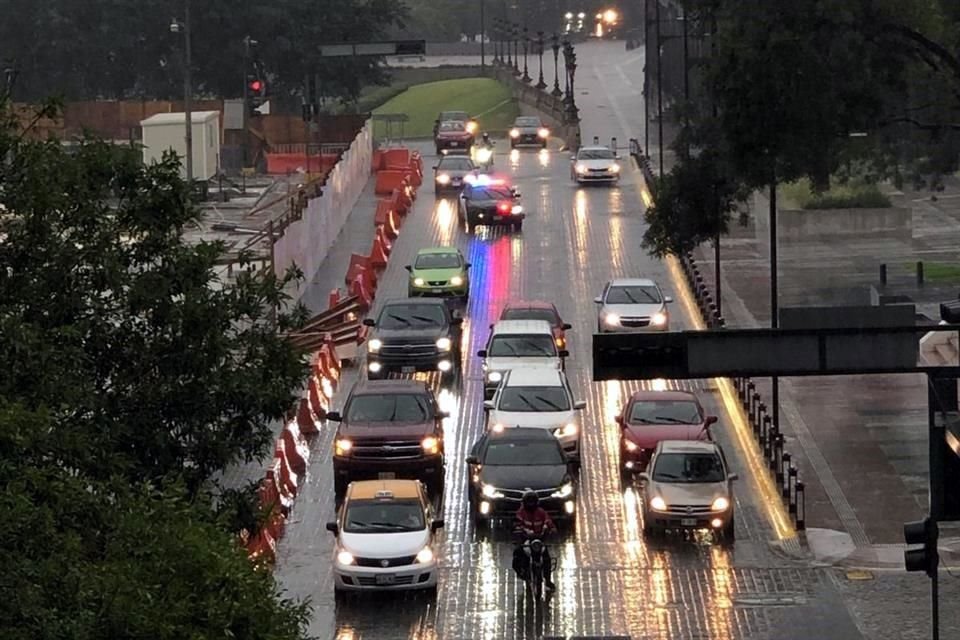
xmin=457 ymin=179 xmax=525 ymax=233
xmin=466 ymin=427 xmax=577 ymax=528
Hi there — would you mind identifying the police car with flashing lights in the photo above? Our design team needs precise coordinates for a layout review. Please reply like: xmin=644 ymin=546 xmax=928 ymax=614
xmin=457 ymin=175 xmax=525 ymax=233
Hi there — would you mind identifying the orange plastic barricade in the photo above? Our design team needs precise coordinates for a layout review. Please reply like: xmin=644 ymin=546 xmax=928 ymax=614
xmin=382 ymin=207 xmax=400 ymax=239
xmin=391 ymin=188 xmax=408 ymax=216
xmin=369 ymin=233 xmax=389 ymax=269
xmin=371 ymin=149 xmax=386 ymax=173
xmin=383 ymin=148 xmax=412 ymax=168
xmin=280 ymin=427 xmax=308 ymax=475
xmin=247 ymin=529 xmax=277 ymax=565
xmin=350 ymin=273 xmax=374 ymax=310
xmin=345 ymin=254 xmax=371 ymax=285
xmin=297 ymin=396 xmax=321 ymax=434
xmin=374 ymin=199 xmax=394 ymax=226
xmin=374 ymin=170 xmax=409 ymax=195
xmin=376 ymin=225 xmax=393 ymax=256
xmin=328 ymin=288 xmax=341 ymax=309
xmin=308 ymin=375 xmax=328 ymax=415
xmin=318 ymin=343 xmax=340 ymax=385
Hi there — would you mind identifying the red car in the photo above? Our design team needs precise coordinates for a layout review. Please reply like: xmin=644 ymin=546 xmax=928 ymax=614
xmin=616 ymin=390 xmax=718 ymax=473
xmin=499 ymin=301 xmax=572 ymax=349
xmin=434 ymin=120 xmax=474 ymax=155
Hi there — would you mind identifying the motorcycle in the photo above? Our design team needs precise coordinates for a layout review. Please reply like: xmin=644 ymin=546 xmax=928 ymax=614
xmin=520 ymin=538 xmax=552 ymax=599
xmin=474 ymin=143 xmax=494 ymax=171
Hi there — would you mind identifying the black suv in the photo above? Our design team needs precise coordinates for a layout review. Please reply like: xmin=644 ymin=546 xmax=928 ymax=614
xmin=327 ymin=379 xmax=447 ymax=497
xmin=363 ymin=298 xmax=463 ymax=385
xmin=458 ymin=181 xmax=525 ymax=233
xmin=466 ymin=427 xmax=577 ymax=529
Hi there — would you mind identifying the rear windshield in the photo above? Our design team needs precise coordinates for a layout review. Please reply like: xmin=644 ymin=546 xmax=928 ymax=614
xmin=606 ymin=285 xmax=662 ymax=304
xmin=515 ymin=117 xmax=540 ymax=126
xmin=488 ymin=334 xmax=557 ymax=357
xmin=440 ymin=112 xmax=469 ymax=121
xmin=629 ymin=400 xmax=701 ymax=425
xmin=346 ymin=393 xmax=433 ymax=423
xmin=501 ymin=307 xmax=559 ymax=325
xmin=498 ymin=386 xmax=570 ymax=412
xmin=439 ymin=121 xmax=466 ymax=132
xmin=467 ymin=187 xmax=513 ymax=200
xmin=416 ymin=252 xmax=461 ymax=269
xmin=344 ymin=500 xmax=425 ymax=533
xmin=378 ymin=303 xmax=447 ymax=329
xmin=439 ymin=157 xmax=474 ymax=171
xmin=484 ymin=440 xmax=565 ymax=465
xmin=652 ymin=453 xmax=725 ymax=483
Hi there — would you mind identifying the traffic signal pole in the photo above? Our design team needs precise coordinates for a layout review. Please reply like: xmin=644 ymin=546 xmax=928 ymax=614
xmin=927 ymin=375 xmax=948 ymax=640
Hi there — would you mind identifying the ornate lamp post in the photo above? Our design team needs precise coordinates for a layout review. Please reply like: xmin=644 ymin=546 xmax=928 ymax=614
xmin=568 ymin=52 xmax=579 ymax=121
xmin=551 ymin=34 xmax=562 ymax=97
xmin=521 ymin=26 xmax=531 ymax=83
xmin=535 ymin=31 xmax=547 ymax=89
xmin=561 ymin=39 xmax=572 ymax=102
xmin=505 ymin=20 xmax=513 ymax=68
xmin=512 ymin=24 xmax=521 ymax=75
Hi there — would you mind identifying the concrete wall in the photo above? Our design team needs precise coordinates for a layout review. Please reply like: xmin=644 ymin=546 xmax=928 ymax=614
xmin=777 ymin=206 xmax=912 ymax=242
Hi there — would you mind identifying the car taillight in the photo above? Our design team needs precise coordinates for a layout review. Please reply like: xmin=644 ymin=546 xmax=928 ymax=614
xmin=498 ymin=202 xmax=511 ymax=212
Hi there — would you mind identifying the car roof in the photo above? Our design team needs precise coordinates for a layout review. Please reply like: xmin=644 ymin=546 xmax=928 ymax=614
xmin=657 ymin=440 xmax=721 ymax=454
xmin=351 ymin=379 xmax=432 ymax=395
xmin=416 ymin=246 xmax=461 ymax=256
xmin=608 ymin=277 xmax=658 ymax=287
xmin=490 ymin=319 xmax=554 ymax=335
xmin=502 ymin=300 xmax=557 ymax=311
xmin=515 ymin=115 xmax=541 ymax=122
xmin=439 ymin=120 xmax=466 ymax=127
xmin=629 ymin=390 xmax=699 ymax=403
xmin=347 ymin=479 xmax=423 ymax=500
xmin=440 ymin=110 xmax=469 ymax=116
xmin=579 ymin=145 xmax=612 ymax=152
xmin=504 ymin=368 xmax=564 ymax=387
xmin=382 ymin=297 xmax=448 ymax=307
xmin=486 ymin=426 xmax=559 ymax=443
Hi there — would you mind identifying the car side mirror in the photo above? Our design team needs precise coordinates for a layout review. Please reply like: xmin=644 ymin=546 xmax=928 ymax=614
xmin=513 ymin=193 xmax=521 ymax=199
xmin=431 ymin=519 xmax=445 ymax=532
xmin=404 ymin=265 xmax=412 ymax=272
xmin=728 ymin=473 xmax=739 ymax=481
xmin=465 ymin=262 xmax=472 ymax=269
xmin=325 ymin=522 xmax=339 ymax=535
xmin=477 ymin=349 xmax=487 ymax=357
xmin=465 ymin=455 xmax=479 ymax=465
xmin=325 ymin=411 xmax=342 ymax=422
xmin=561 ymin=322 xmax=572 ymax=330
xmin=574 ymin=400 xmax=586 ymax=410
xmin=614 ymin=413 xmax=623 ymax=424
xmin=450 ymin=317 xmax=464 ymax=325
xmin=705 ymin=416 xmax=718 ymax=426
xmin=664 ymin=296 xmax=674 ymax=303
xmin=432 ymin=165 xmax=438 ymax=170
xmin=593 ymin=296 xmax=603 ymax=304
xmin=558 ymin=349 xmax=570 ymax=358
xmin=483 ymin=400 xmax=495 ymax=410
xmin=362 ymin=318 xmax=376 ymax=327
xmin=439 ymin=411 xmax=450 ymax=419
xmin=638 ymin=472 xmax=650 ymax=482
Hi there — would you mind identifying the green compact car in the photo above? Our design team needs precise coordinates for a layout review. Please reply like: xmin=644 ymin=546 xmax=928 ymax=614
xmin=405 ymin=247 xmax=471 ymax=301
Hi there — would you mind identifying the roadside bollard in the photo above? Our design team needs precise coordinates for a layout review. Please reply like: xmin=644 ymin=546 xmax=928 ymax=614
xmin=756 ymin=403 xmax=766 ymax=437
xmin=707 ymin=302 xmax=718 ymax=323
xmin=788 ymin=466 xmax=798 ymax=516
xmin=781 ymin=452 xmax=792 ymax=498
xmin=762 ymin=415 xmax=772 ymax=460
xmin=772 ymin=433 xmax=784 ymax=474
xmin=745 ymin=380 xmax=755 ymax=406
xmin=750 ymin=392 xmax=761 ymax=426
xmin=917 ymin=260 xmax=924 ymax=286
xmin=879 ymin=263 xmax=887 ymax=285
xmin=715 ymin=315 xmax=725 ymax=329
xmin=795 ymin=481 xmax=806 ymax=530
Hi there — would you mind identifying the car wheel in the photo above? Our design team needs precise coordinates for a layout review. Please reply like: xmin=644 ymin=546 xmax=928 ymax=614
xmin=643 ymin=521 xmax=662 ymax=539
xmin=512 ymin=221 xmax=523 ymax=232
xmin=435 ymin=187 xmax=442 ymax=196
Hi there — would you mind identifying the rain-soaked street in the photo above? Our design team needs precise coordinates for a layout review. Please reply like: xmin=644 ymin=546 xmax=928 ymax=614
xmin=274 ymin=41 xmax=867 ymax=640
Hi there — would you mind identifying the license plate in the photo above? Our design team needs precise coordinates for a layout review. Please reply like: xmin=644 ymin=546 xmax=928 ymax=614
xmin=375 ymin=574 xmax=396 ymax=585
xmin=494 ymin=215 xmax=503 ymax=221
xmin=401 ymin=366 xmax=416 ymax=373
xmin=681 ymin=518 xmax=697 ymax=527
xmin=378 ymin=472 xmax=396 ymax=480
xmin=450 ymin=142 xmax=459 ymax=147
xmin=432 ymin=288 xmax=445 ymax=293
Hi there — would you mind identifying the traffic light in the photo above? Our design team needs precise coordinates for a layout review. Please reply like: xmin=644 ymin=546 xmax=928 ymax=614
xmin=248 ymin=78 xmax=263 ymax=94
xmin=904 ymin=517 xmax=939 ymax=577
xmin=246 ymin=75 xmax=266 ymax=117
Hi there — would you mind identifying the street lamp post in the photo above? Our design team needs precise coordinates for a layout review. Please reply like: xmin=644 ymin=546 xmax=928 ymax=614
xmin=480 ymin=0 xmax=486 ymax=69
xmin=551 ymin=34 xmax=562 ymax=97
xmin=567 ymin=50 xmax=579 ymax=122
xmin=562 ymin=39 xmax=571 ymax=102
xmin=513 ymin=25 xmax=521 ymax=75
xmin=535 ymin=31 xmax=547 ymax=89
xmin=170 ymin=0 xmax=193 ymax=187
xmin=506 ymin=21 xmax=513 ymax=68
xmin=522 ymin=27 xmax=531 ymax=82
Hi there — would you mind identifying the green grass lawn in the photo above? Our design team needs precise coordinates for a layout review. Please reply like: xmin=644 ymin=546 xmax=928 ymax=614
xmin=780 ymin=177 xmax=891 ymax=209
xmin=373 ymin=78 xmax=519 ymax=138
xmin=905 ymin=261 xmax=960 ymax=283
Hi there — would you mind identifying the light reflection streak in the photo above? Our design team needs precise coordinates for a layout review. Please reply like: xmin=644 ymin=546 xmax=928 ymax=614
xmin=435 ymin=198 xmax=454 ymax=245
xmin=509 ymin=149 xmax=520 ymax=166
xmin=538 ymin=148 xmax=550 ymax=168
xmin=335 ymin=629 xmax=355 ymax=640
xmin=708 ymin=546 xmax=735 ymax=638
xmin=572 ymin=190 xmax=589 ymax=264
xmin=650 ymin=552 xmax=672 ymax=633
xmin=607 ymin=190 xmax=624 ymax=272
xmin=476 ymin=540 xmax=500 ymax=638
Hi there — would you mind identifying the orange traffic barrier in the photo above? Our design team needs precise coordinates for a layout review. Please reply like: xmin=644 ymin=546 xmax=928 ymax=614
xmin=307 ymin=375 xmax=328 ymax=417
xmin=374 ymin=169 xmax=409 ymax=195
xmin=411 ymin=150 xmax=424 ymax=172
xmin=318 ymin=343 xmax=341 ymax=385
xmin=407 ymin=158 xmax=423 ymax=187
xmin=382 ymin=207 xmax=400 ymax=239
xmin=391 ymin=188 xmax=409 ymax=216
xmin=376 ymin=225 xmax=393 ymax=256
xmin=350 ymin=272 xmax=374 ymax=310
xmin=247 ymin=528 xmax=277 ymax=565
xmin=279 ymin=427 xmax=308 ymax=476
xmin=272 ymin=448 xmax=298 ymax=503
xmin=374 ymin=199 xmax=394 ymax=226
xmin=297 ymin=396 xmax=321 ymax=434
xmin=328 ymin=288 xmax=341 ymax=308
xmin=371 ymin=149 xmax=386 ymax=173
xmin=370 ymin=233 xmax=389 ymax=269
xmin=264 ymin=509 xmax=286 ymax=541
xmin=345 ymin=253 xmax=371 ymax=285
xmin=258 ymin=472 xmax=281 ymax=510
xmin=383 ymin=147 xmax=412 ymax=167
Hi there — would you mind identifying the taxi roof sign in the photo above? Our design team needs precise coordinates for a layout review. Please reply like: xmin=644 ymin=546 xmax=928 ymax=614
xmin=374 ymin=490 xmax=395 ymax=499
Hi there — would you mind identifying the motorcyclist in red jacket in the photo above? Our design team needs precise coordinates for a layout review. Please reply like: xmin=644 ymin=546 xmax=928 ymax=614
xmin=511 ymin=491 xmax=557 ymax=591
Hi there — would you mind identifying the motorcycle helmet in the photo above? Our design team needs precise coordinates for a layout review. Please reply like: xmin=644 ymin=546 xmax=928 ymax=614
xmin=482 ymin=132 xmax=491 ymax=143
xmin=522 ymin=490 xmax=539 ymax=509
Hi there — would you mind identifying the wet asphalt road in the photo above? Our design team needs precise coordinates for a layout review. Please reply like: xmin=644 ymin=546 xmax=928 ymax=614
xmin=274 ymin=42 xmax=867 ymax=640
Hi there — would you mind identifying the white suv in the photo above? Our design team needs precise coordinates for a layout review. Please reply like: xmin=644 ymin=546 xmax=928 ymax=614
xmin=325 ymin=480 xmax=444 ymax=593
xmin=484 ymin=368 xmax=586 ymax=462
xmin=478 ymin=319 xmax=569 ymax=400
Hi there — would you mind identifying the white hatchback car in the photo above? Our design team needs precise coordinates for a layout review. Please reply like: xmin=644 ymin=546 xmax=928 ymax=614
xmin=478 ymin=319 xmax=569 ymax=400
xmin=325 ymin=480 xmax=444 ymax=593
xmin=484 ymin=368 xmax=586 ymax=462
xmin=595 ymin=277 xmax=673 ymax=332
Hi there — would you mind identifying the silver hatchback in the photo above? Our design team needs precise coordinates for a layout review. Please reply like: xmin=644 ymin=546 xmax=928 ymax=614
xmin=594 ymin=278 xmax=673 ymax=332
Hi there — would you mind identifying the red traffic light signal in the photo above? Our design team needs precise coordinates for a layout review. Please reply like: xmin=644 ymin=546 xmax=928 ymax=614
xmin=248 ymin=79 xmax=263 ymax=93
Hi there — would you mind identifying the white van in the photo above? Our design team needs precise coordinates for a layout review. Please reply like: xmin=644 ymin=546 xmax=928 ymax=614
xmin=477 ymin=319 xmax=569 ymax=400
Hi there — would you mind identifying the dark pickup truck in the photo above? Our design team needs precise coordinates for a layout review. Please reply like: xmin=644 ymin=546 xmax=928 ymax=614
xmin=363 ymin=298 xmax=463 ymax=385
xmin=328 ymin=379 xmax=447 ymax=497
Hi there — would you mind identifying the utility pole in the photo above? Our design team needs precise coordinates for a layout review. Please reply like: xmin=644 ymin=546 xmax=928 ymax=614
xmin=655 ymin=0 xmax=664 ymax=177
xmin=480 ymin=0 xmax=486 ymax=69
xmin=770 ymin=178 xmax=779 ymax=432
xmin=180 ymin=0 xmax=194 ymax=186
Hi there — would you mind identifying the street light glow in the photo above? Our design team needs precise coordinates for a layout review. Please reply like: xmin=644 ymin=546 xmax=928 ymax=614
xmin=603 ymin=9 xmax=619 ymax=24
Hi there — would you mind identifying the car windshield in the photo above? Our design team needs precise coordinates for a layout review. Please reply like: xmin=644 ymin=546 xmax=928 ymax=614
xmin=488 ymin=334 xmax=557 ymax=357
xmin=378 ymin=304 xmax=447 ymax=329
xmin=498 ymin=386 xmax=571 ymax=412
xmin=484 ymin=440 xmax=565 ymax=465
xmin=343 ymin=500 xmax=425 ymax=533
xmin=606 ymin=285 xmax=662 ymax=304
xmin=501 ymin=307 xmax=559 ymax=325
xmin=579 ymin=149 xmax=615 ymax=160
xmin=652 ymin=453 xmax=726 ymax=483
xmin=439 ymin=157 xmax=474 ymax=171
xmin=467 ymin=186 xmax=513 ymax=200
xmin=515 ymin=117 xmax=540 ymax=127
xmin=346 ymin=393 xmax=433 ymax=422
xmin=415 ymin=253 xmax=461 ymax=269
xmin=629 ymin=400 xmax=701 ymax=425
xmin=439 ymin=121 xmax=466 ymax=132
xmin=440 ymin=112 xmax=468 ymax=121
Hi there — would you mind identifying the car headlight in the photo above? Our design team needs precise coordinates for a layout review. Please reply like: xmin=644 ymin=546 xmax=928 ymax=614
xmin=436 ymin=337 xmax=452 ymax=351
xmin=450 ymin=275 xmax=464 ymax=286
xmin=610 ymin=163 xmax=621 ymax=173
xmin=604 ymin=313 xmax=621 ymax=326
xmin=482 ymin=484 xmax=504 ymax=498
xmin=509 ymin=128 xmax=520 ymax=138
xmin=553 ymin=422 xmax=578 ymax=438
xmin=624 ymin=439 xmax=639 ymax=452
xmin=367 ymin=338 xmax=382 ymax=352
xmin=421 ymin=436 xmax=440 ymax=455
xmin=491 ymin=423 xmax=505 ymax=433
xmin=476 ymin=148 xmax=492 ymax=161
xmin=651 ymin=312 xmax=667 ymax=326
xmin=551 ymin=482 xmax=574 ymax=498
xmin=511 ymin=205 xmax=523 ymax=214
xmin=538 ymin=128 xmax=550 ymax=138
xmin=575 ymin=163 xmax=588 ymax=174
xmin=335 ymin=439 xmax=353 ymax=456
xmin=436 ymin=173 xmax=450 ymax=184
xmin=466 ymin=121 xmax=478 ymax=133
xmin=650 ymin=496 xmax=668 ymax=512
xmin=711 ymin=496 xmax=730 ymax=512
xmin=415 ymin=546 xmax=435 ymax=563
xmin=412 ymin=278 xmax=425 ymax=287
xmin=337 ymin=550 xmax=355 ymax=565
xmin=487 ymin=371 xmax=502 ymax=383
